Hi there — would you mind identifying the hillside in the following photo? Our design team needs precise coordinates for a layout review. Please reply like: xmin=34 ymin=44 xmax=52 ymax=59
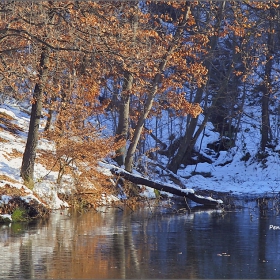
xmin=1 ymin=97 xmax=280 ymax=221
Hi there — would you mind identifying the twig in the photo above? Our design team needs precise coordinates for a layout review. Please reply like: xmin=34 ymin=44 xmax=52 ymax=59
xmin=184 ymin=196 xmax=191 ymax=212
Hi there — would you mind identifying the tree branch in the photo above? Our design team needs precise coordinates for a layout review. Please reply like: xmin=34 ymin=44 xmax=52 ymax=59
xmin=110 ymin=167 xmax=223 ymax=206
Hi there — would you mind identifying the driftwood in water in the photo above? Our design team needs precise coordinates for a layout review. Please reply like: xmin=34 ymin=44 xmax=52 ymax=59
xmin=110 ymin=168 xmax=223 ymax=206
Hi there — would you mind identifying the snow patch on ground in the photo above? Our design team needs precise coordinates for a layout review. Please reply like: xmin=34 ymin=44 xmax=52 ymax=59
xmin=0 ymin=214 xmax=12 ymax=221
xmin=33 ymin=181 xmax=68 ymax=209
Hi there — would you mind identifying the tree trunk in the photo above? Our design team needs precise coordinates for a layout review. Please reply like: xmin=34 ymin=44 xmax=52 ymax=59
xmin=168 ymin=2 xmax=225 ymax=173
xmin=261 ymin=88 xmax=270 ymax=152
xmin=178 ymin=57 xmax=236 ymax=173
xmin=115 ymin=71 xmax=133 ymax=166
xmin=125 ymin=2 xmax=191 ymax=172
xmin=21 ymin=46 xmax=50 ymax=188
xmin=115 ymin=6 xmax=138 ymax=166
xmin=110 ymin=168 xmax=222 ymax=206
xmin=261 ymin=9 xmax=274 ymax=151
xmin=124 ymin=71 xmax=163 ymax=172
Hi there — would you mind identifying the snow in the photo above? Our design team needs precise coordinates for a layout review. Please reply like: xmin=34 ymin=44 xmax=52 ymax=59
xmin=0 ymin=108 xmax=16 ymax=119
xmin=0 ymin=101 xmax=68 ymax=210
xmin=0 ymin=214 xmax=12 ymax=221
xmin=177 ymin=131 xmax=280 ymax=197
xmin=33 ymin=181 xmax=68 ymax=209
xmin=195 ymin=194 xmax=224 ymax=204
xmin=0 ymin=195 xmax=11 ymax=205
xmin=1 ymin=98 xmax=279 ymax=213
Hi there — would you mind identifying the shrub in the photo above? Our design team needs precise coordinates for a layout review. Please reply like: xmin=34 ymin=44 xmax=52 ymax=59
xmin=11 ymin=208 xmax=29 ymax=222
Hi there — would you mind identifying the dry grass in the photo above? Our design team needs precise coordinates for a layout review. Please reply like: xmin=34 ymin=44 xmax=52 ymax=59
xmin=36 ymin=150 xmax=61 ymax=172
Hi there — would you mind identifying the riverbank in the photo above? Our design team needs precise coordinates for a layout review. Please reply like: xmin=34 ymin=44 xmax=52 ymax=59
xmin=1 ymin=100 xmax=280 ymax=222
xmin=1 ymin=179 xmax=279 ymax=223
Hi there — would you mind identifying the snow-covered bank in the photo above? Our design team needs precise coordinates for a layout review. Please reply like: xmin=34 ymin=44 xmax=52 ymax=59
xmin=177 ymin=133 xmax=280 ymax=198
xmin=0 ymin=100 xmax=129 ymax=220
xmin=1 ymin=99 xmax=280 ymax=220
xmin=0 ymin=102 xmax=68 ymax=211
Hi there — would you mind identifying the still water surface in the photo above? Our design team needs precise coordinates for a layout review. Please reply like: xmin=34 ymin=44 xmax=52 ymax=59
xmin=1 ymin=202 xmax=280 ymax=279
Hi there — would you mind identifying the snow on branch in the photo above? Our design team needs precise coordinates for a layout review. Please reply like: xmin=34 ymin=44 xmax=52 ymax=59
xmin=110 ymin=167 xmax=223 ymax=206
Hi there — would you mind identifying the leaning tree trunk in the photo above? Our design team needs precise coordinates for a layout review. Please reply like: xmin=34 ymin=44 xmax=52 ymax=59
xmin=125 ymin=2 xmax=192 ymax=173
xmin=21 ymin=45 xmax=50 ymax=188
xmin=111 ymin=167 xmax=222 ymax=206
xmin=168 ymin=2 xmax=225 ymax=174
xmin=124 ymin=70 xmax=164 ymax=172
xmin=171 ymin=51 xmax=236 ymax=174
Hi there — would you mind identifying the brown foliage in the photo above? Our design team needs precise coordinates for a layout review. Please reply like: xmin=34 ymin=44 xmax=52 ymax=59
xmin=0 ymin=183 xmax=27 ymax=197
xmin=0 ymin=1 xmax=209 ymax=190
xmin=42 ymin=97 xmax=124 ymax=188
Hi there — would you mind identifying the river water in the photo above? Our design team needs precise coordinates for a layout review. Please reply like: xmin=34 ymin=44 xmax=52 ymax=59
xmin=1 ymin=200 xmax=280 ymax=279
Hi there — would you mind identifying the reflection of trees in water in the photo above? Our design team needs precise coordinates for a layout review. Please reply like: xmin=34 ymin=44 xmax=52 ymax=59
xmin=130 ymin=213 xmax=199 ymax=278
xmin=46 ymin=209 xmax=122 ymax=279
xmin=258 ymin=212 xmax=268 ymax=279
xmin=19 ymin=241 xmax=33 ymax=279
xmin=1 ymin=207 xmax=280 ymax=278
xmin=111 ymin=218 xmax=141 ymax=278
xmin=44 ymin=208 xmax=142 ymax=278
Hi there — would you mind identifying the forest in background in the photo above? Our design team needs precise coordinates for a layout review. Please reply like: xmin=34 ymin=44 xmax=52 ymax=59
xmin=1 ymin=1 xmax=280 ymax=198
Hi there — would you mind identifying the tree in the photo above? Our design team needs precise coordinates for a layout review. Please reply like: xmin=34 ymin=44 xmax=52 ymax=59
xmin=114 ymin=3 xmax=139 ymax=166
xmin=80 ymin=1 xmax=207 ymax=174
xmin=0 ymin=1 xmax=83 ymax=188
xmin=21 ymin=45 xmax=51 ymax=187
xmin=123 ymin=1 xmax=206 ymax=172
xmin=241 ymin=2 xmax=280 ymax=152
xmin=6 ymin=0 xmax=280 ymax=196
xmin=0 ymin=2 xmax=55 ymax=187
xmin=260 ymin=5 xmax=276 ymax=151
xmin=168 ymin=1 xmax=226 ymax=173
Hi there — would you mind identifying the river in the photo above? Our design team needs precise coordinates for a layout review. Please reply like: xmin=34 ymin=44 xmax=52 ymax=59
xmin=0 ymin=200 xmax=280 ymax=279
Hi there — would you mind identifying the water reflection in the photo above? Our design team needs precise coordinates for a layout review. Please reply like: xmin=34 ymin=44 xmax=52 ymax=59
xmin=0 ymin=202 xmax=280 ymax=279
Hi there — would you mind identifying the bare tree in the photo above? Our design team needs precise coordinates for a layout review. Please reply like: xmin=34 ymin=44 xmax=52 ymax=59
xmin=168 ymin=1 xmax=226 ymax=173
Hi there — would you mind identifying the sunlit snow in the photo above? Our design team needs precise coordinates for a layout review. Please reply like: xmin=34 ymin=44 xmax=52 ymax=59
xmin=1 ymin=99 xmax=279 ymax=212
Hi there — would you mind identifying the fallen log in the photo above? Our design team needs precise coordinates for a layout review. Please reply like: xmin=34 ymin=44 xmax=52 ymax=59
xmin=110 ymin=168 xmax=223 ymax=206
